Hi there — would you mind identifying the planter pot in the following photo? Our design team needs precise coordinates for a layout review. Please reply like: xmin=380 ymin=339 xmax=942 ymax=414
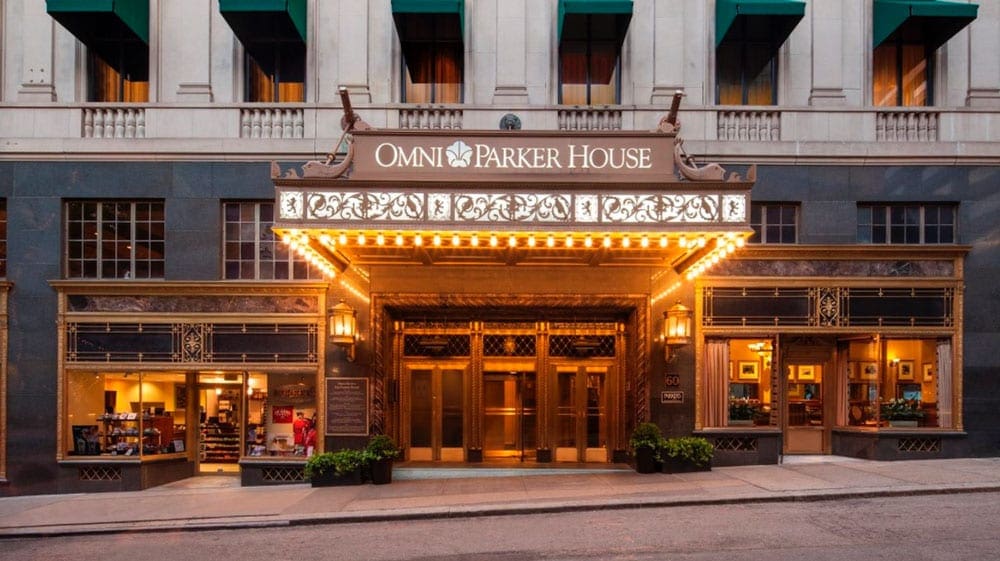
xmin=634 ymin=447 xmax=658 ymax=474
xmin=370 ymin=458 xmax=394 ymax=485
xmin=888 ymin=420 xmax=919 ymax=428
xmin=661 ymin=457 xmax=712 ymax=474
xmin=310 ymin=468 xmax=364 ymax=487
xmin=728 ymin=419 xmax=753 ymax=426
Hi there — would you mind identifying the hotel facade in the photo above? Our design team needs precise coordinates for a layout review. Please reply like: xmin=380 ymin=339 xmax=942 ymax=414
xmin=0 ymin=0 xmax=998 ymax=495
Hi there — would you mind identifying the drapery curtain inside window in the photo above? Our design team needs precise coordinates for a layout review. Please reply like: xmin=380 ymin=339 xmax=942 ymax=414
xmin=88 ymin=51 xmax=148 ymax=102
xmin=873 ymin=42 xmax=928 ymax=107
xmin=936 ymin=339 xmax=952 ymax=428
xmin=705 ymin=340 xmax=730 ymax=427
xmin=245 ymin=42 xmax=305 ymax=102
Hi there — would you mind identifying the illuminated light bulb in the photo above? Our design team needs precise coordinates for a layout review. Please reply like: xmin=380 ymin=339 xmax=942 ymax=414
xmin=489 ymin=234 xmax=499 ymax=247
xmin=565 ymin=235 xmax=574 ymax=248
xmin=357 ymin=233 xmax=366 ymax=245
xmin=289 ymin=239 xmax=299 ymax=250
xmin=395 ymin=233 xmax=404 ymax=246
xmin=376 ymin=233 xmax=385 ymax=245
xmin=281 ymin=233 xmax=292 ymax=244
xmin=697 ymin=237 xmax=707 ymax=248
xmin=413 ymin=233 xmax=423 ymax=246
xmin=508 ymin=235 xmax=517 ymax=247
xmin=659 ymin=236 xmax=668 ymax=248
xmin=712 ymin=254 xmax=721 ymax=264
xmin=679 ymin=235 xmax=688 ymax=248
xmin=686 ymin=272 xmax=696 ymax=281
xmin=726 ymin=242 xmax=735 ymax=253
xmin=547 ymin=235 xmax=556 ymax=248
xmin=338 ymin=233 xmax=348 ymax=245
xmin=299 ymin=234 xmax=309 ymax=246
xmin=622 ymin=236 xmax=631 ymax=248
xmin=603 ymin=235 xmax=612 ymax=248
xmin=319 ymin=234 xmax=331 ymax=245
xmin=584 ymin=235 xmax=593 ymax=248
xmin=641 ymin=236 xmax=649 ymax=248
xmin=452 ymin=234 xmax=461 ymax=246
xmin=471 ymin=234 xmax=480 ymax=247
xmin=736 ymin=237 xmax=746 ymax=247
xmin=433 ymin=233 xmax=442 ymax=246
xmin=527 ymin=235 xmax=536 ymax=247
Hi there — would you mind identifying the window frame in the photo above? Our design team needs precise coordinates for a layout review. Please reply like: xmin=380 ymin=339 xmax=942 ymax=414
xmin=857 ymin=204 xmax=956 ymax=245
xmin=872 ymin=36 xmax=934 ymax=107
xmin=397 ymin=13 xmax=465 ymax=104
xmin=64 ymin=200 xmax=165 ymax=280
xmin=243 ymin=39 xmax=306 ymax=103
xmin=749 ymin=202 xmax=799 ymax=244
xmin=222 ymin=201 xmax=321 ymax=280
xmin=714 ymin=17 xmax=781 ymax=105
xmin=558 ymin=14 xmax=623 ymax=106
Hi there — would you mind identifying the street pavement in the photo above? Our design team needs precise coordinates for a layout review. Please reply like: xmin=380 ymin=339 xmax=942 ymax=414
xmin=0 ymin=456 xmax=998 ymax=538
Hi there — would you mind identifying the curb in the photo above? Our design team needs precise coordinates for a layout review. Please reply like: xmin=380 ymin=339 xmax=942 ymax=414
xmin=3 ymin=483 xmax=999 ymax=539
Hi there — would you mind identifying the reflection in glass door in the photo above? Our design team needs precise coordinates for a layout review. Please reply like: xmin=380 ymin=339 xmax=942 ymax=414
xmin=554 ymin=366 xmax=608 ymax=462
xmin=483 ymin=371 xmax=537 ymax=460
xmin=409 ymin=367 xmax=465 ymax=461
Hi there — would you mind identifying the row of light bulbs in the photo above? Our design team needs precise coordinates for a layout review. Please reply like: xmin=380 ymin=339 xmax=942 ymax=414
xmin=650 ymin=233 xmax=746 ymax=303
xmin=281 ymin=233 xmax=370 ymax=303
xmin=287 ymin=230 xmax=730 ymax=251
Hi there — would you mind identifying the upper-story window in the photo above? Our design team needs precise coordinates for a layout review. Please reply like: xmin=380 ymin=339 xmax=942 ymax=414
xmin=559 ymin=14 xmax=626 ymax=105
xmin=396 ymin=13 xmax=463 ymax=103
xmin=88 ymin=47 xmax=149 ymax=102
xmin=714 ymin=2 xmax=804 ymax=105
xmin=244 ymin=41 xmax=305 ymax=102
xmin=857 ymin=204 xmax=956 ymax=244
xmin=223 ymin=202 xmax=321 ymax=280
xmin=65 ymin=201 xmax=165 ymax=279
xmin=871 ymin=0 xmax=978 ymax=107
xmin=749 ymin=203 xmax=798 ymax=244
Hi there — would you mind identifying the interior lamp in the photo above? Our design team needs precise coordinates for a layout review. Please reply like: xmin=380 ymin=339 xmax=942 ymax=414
xmin=663 ymin=301 xmax=693 ymax=362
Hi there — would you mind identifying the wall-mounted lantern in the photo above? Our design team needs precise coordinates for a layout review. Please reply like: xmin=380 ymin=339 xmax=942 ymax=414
xmin=329 ymin=299 xmax=357 ymax=361
xmin=663 ymin=301 xmax=693 ymax=362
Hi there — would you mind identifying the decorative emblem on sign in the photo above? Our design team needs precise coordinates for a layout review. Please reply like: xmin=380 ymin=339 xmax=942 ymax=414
xmin=446 ymin=140 xmax=473 ymax=168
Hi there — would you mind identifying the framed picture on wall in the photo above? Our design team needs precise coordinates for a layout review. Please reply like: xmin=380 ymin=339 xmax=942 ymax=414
xmin=860 ymin=362 xmax=878 ymax=380
xmin=797 ymin=365 xmax=815 ymax=380
xmin=898 ymin=360 xmax=915 ymax=381
xmin=922 ymin=362 xmax=934 ymax=382
xmin=738 ymin=361 xmax=759 ymax=380
xmin=787 ymin=365 xmax=796 ymax=380
xmin=847 ymin=362 xmax=855 ymax=380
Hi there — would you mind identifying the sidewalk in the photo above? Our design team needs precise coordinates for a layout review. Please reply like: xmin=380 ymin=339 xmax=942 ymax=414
xmin=1 ymin=456 xmax=998 ymax=538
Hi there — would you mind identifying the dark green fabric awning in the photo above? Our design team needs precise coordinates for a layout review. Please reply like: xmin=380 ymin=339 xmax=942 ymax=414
xmin=219 ymin=0 xmax=307 ymax=44
xmin=47 ymin=0 xmax=148 ymax=44
xmin=715 ymin=0 xmax=805 ymax=47
xmin=391 ymin=0 xmax=464 ymax=35
xmin=558 ymin=0 xmax=633 ymax=41
xmin=873 ymin=0 xmax=978 ymax=49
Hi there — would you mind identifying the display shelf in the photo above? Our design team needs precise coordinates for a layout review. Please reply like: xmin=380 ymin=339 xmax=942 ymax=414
xmin=200 ymin=422 xmax=240 ymax=463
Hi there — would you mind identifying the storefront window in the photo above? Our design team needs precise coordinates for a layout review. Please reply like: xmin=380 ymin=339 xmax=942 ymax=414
xmin=66 ymin=372 xmax=187 ymax=458
xmin=844 ymin=338 xmax=948 ymax=428
xmin=248 ymin=372 xmax=317 ymax=457
xmin=705 ymin=338 xmax=777 ymax=428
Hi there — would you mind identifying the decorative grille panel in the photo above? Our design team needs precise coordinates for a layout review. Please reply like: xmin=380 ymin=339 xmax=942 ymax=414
xmin=548 ymin=335 xmax=615 ymax=357
xmin=262 ymin=466 xmax=305 ymax=482
xmin=79 ymin=466 xmax=123 ymax=481
xmin=483 ymin=335 xmax=536 ymax=357
xmin=897 ymin=437 xmax=941 ymax=453
xmin=712 ymin=436 xmax=758 ymax=452
xmin=403 ymin=335 xmax=471 ymax=357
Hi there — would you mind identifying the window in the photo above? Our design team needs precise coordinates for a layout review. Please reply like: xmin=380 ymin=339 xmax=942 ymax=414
xmin=65 ymin=201 xmax=165 ymax=279
xmin=0 ymin=199 xmax=6 ymax=277
xmin=749 ymin=203 xmax=797 ymax=244
xmin=223 ymin=201 xmax=320 ymax=280
xmin=87 ymin=43 xmax=149 ymax=102
xmin=873 ymin=39 xmax=930 ymax=107
xmin=397 ymin=14 xmax=463 ymax=103
xmin=857 ymin=204 xmax=955 ymax=244
xmin=245 ymin=41 xmax=305 ymax=102
xmin=704 ymin=338 xmax=777 ymax=428
xmin=716 ymin=18 xmax=779 ymax=105
xmin=559 ymin=15 xmax=623 ymax=105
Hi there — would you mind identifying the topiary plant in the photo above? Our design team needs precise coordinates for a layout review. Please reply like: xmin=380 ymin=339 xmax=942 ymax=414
xmin=629 ymin=422 xmax=663 ymax=451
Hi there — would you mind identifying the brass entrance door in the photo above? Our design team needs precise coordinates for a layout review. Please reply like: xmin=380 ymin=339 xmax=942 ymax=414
xmin=554 ymin=365 xmax=609 ymax=462
xmin=407 ymin=365 xmax=466 ymax=461
xmin=483 ymin=371 xmax=537 ymax=460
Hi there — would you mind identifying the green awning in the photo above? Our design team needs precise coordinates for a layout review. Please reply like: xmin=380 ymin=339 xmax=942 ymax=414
xmin=873 ymin=0 xmax=978 ymax=49
xmin=47 ymin=0 xmax=148 ymax=45
xmin=715 ymin=0 xmax=805 ymax=47
xmin=392 ymin=0 xmax=464 ymax=35
xmin=558 ymin=0 xmax=633 ymax=41
xmin=219 ymin=0 xmax=307 ymax=43
xmin=47 ymin=0 xmax=148 ymax=74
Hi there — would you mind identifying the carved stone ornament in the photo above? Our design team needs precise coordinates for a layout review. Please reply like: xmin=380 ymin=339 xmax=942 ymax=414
xmin=673 ymin=138 xmax=756 ymax=183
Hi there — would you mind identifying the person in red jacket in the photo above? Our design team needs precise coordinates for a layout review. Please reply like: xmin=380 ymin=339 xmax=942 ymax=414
xmin=292 ymin=411 xmax=309 ymax=455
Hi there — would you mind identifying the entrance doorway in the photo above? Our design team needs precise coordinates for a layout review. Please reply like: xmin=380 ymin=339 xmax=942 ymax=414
xmin=554 ymin=365 xmax=609 ymax=462
xmin=197 ymin=372 xmax=245 ymax=473
xmin=483 ymin=371 xmax=537 ymax=460
xmin=408 ymin=365 xmax=466 ymax=461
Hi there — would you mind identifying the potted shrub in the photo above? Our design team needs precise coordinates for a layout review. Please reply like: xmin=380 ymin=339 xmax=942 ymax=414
xmin=629 ymin=422 xmax=663 ymax=474
xmin=305 ymin=449 xmax=367 ymax=486
xmin=881 ymin=398 xmax=925 ymax=427
xmin=728 ymin=399 xmax=757 ymax=426
xmin=659 ymin=436 xmax=714 ymax=473
xmin=365 ymin=435 xmax=401 ymax=485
